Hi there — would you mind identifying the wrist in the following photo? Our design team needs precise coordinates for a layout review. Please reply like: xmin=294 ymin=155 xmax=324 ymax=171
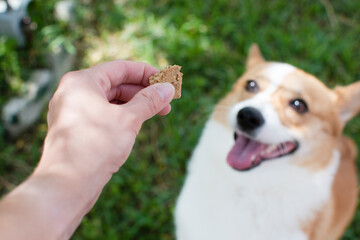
xmin=36 ymin=138 xmax=111 ymax=204
xmin=38 ymin=132 xmax=113 ymax=190
xmin=31 ymin=163 xmax=106 ymax=238
xmin=27 ymin=134 xmax=114 ymax=237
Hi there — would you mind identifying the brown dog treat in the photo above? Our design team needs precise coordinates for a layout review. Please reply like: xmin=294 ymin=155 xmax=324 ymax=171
xmin=149 ymin=65 xmax=183 ymax=99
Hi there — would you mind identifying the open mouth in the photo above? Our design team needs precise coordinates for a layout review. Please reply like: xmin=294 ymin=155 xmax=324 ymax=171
xmin=227 ymin=133 xmax=298 ymax=171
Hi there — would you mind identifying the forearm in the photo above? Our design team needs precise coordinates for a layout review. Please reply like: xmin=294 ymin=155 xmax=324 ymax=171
xmin=0 ymin=175 xmax=79 ymax=239
xmin=0 ymin=141 xmax=110 ymax=239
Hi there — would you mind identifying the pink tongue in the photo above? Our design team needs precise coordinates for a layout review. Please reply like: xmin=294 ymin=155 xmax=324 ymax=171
xmin=227 ymin=136 xmax=265 ymax=170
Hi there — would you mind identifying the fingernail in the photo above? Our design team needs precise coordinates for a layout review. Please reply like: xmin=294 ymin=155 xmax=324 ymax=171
xmin=156 ymin=83 xmax=175 ymax=102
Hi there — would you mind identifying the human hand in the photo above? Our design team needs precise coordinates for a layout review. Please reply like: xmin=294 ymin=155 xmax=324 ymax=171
xmin=0 ymin=60 xmax=174 ymax=239
xmin=37 ymin=60 xmax=174 ymax=181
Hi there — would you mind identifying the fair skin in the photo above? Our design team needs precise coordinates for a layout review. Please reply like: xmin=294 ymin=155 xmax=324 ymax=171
xmin=0 ymin=60 xmax=175 ymax=239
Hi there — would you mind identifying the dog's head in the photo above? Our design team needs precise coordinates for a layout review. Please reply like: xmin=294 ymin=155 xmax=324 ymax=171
xmin=214 ymin=44 xmax=360 ymax=171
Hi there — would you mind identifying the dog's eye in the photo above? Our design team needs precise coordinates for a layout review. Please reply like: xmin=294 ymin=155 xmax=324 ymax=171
xmin=245 ymin=80 xmax=259 ymax=92
xmin=289 ymin=99 xmax=308 ymax=114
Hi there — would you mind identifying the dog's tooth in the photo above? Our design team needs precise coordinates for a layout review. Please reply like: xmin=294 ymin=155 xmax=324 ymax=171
xmin=266 ymin=144 xmax=277 ymax=153
xmin=279 ymin=143 xmax=285 ymax=155
xmin=279 ymin=143 xmax=288 ymax=155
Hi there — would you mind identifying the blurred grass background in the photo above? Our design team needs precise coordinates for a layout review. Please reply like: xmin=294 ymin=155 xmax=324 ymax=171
xmin=0 ymin=0 xmax=360 ymax=239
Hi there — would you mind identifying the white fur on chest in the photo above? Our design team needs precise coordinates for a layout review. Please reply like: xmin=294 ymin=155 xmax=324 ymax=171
xmin=175 ymin=120 xmax=339 ymax=240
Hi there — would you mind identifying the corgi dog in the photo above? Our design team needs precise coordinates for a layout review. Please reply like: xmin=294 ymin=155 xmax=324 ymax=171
xmin=175 ymin=44 xmax=359 ymax=240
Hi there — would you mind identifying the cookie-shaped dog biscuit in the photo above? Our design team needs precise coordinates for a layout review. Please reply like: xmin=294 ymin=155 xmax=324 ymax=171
xmin=149 ymin=65 xmax=183 ymax=99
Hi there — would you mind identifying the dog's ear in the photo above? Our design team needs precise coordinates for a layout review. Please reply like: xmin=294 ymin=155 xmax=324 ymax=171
xmin=246 ymin=43 xmax=266 ymax=70
xmin=333 ymin=81 xmax=360 ymax=126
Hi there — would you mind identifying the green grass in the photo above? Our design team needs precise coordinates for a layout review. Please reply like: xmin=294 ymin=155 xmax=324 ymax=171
xmin=1 ymin=0 xmax=360 ymax=239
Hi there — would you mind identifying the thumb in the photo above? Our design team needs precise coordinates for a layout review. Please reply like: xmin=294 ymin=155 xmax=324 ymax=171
xmin=125 ymin=83 xmax=175 ymax=122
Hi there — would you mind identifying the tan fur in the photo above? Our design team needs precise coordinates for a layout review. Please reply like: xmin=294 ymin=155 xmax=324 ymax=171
xmin=274 ymin=70 xmax=342 ymax=171
xmin=334 ymin=82 xmax=360 ymax=126
xmin=213 ymin=65 xmax=271 ymax=127
xmin=303 ymin=137 xmax=358 ymax=240
xmin=302 ymin=199 xmax=334 ymax=240
xmin=327 ymin=137 xmax=358 ymax=239
xmin=276 ymin=70 xmax=341 ymax=137
xmin=246 ymin=44 xmax=265 ymax=70
xmin=213 ymin=92 xmax=236 ymax=129
xmin=213 ymin=44 xmax=359 ymax=239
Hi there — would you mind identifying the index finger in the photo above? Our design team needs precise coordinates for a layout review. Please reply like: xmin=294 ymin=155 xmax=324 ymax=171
xmin=88 ymin=60 xmax=159 ymax=93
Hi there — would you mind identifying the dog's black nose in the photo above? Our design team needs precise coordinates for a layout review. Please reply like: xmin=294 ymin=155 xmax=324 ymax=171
xmin=237 ymin=107 xmax=264 ymax=132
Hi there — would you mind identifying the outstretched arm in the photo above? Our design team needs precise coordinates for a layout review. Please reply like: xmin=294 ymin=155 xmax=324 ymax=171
xmin=0 ymin=60 xmax=175 ymax=239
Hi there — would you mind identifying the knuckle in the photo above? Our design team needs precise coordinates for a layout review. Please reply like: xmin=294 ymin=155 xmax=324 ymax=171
xmin=48 ymin=97 xmax=54 ymax=110
xmin=60 ymin=71 xmax=75 ymax=83
xmin=48 ymin=91 xmax=61 ymax=110
xmin=59 ymin=70 xmax=82 ymax=86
